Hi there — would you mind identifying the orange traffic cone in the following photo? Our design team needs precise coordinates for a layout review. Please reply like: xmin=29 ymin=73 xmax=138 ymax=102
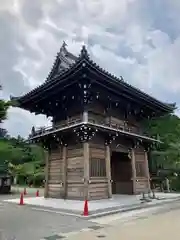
xmin=24 ymin=188 xmax=27 ymax=195
xmin=19 ymin=193 xmax=24 ymax=205
xmin=36 ymin=190 xmax=39 ymax=197
xmin=83 ymin=200 xmax=88 ymax=216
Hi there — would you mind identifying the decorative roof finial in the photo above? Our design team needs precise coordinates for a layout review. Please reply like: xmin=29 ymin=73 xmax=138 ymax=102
xmin=80 ymin=45 xmax=89 ymax=59
xmin=62 ymin=41 xmax=67 ymax=48
xmin=60 ymin=41 xmax=67 ymax=53
xmin=31 ymin=126 xmax=35 ymax=135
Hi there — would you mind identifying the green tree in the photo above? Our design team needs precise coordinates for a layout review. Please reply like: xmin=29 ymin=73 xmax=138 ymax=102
xmin=0 ymin=85 xmax=10 ymax=123
xmin=145 ymin=114 xmax=180 ymax=169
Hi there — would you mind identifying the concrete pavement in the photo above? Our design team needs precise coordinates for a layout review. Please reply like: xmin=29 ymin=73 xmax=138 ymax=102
xmin=1 ymin=191 xmax=180 ymax=240
xmin=5 ymin=189 xmax=180 ymax=218
xmin=63 ymin=201 xmax=180 ymax=240
xmin=0 ymin=194 xmax=99 ymax=240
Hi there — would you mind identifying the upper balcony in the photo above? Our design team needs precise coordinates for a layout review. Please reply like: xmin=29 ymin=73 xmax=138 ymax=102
xmin=88 ymin=113 xmax=143 ymax=135
xmin=29 ymin=113 xmax=152 ymax=141
xmin=30 ymin=115 xmax=82 ymax=138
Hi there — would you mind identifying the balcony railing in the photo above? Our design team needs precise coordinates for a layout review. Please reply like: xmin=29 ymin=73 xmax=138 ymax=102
xmin=29 ymin=119 xmax=82 ymax=138
xmin=88 ymin=117 xmax=145 ymax=136
xmin=29 ymin=117 xmax=150 ymax=140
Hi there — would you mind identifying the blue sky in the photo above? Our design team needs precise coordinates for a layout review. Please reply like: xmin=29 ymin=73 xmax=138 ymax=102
xmin=1 ymin=0 xmax=180 ymax=137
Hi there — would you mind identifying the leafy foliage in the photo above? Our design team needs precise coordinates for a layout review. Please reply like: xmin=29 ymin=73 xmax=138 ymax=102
xmin=0 ymin=137 xmax=46 ymax=186
xmin=144 ymin=114 xmax=180 ymax=171
xmin=0 ymin=99 xmax=10 ymax=123
xmin=0 ymin=85 xmax=11 ymax=123
xmin=0 ymin=85 xmax=45 ymax=186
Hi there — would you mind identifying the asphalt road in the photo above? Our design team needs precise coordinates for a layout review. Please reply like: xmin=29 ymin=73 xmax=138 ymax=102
xmin=1 ymin=192 xmax=180 ymax=240
xmin=0 ymin=193 xmax=99 ymax=240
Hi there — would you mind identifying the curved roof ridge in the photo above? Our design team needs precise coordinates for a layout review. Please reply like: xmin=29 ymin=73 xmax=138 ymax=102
xmin=11 ymin=44 xmax=175 ymax=112
xmin=45 ymin=41 xmax=78 ymax=82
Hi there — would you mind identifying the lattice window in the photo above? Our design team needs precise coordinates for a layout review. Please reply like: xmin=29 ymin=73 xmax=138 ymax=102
xmin=90 ymin=158 xmax=106 ymax=177
xmin=136 ymin=162 xmax=145 ymax=177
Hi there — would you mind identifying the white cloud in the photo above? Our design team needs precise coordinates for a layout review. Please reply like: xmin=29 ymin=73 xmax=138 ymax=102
xmin=3 ymin=107 xmax=51 ymax=138
xmin=1 ymin=0 xmax=180 ymax=137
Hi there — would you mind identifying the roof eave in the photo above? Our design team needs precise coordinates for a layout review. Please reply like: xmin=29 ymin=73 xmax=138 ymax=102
xmin=86 ymin=62 xmax=174 ymax=114
xmin=12 ymin=45 xmax=175 ymax=115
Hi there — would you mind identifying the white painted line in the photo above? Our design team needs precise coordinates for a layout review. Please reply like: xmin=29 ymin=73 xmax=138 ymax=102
xmin=62 ymin=228 xmax=92 ymax=238
xmin=31 ymin=207 xmax=81 ymax=217
xmin=62 ymin=231 xmax=83 ymax=237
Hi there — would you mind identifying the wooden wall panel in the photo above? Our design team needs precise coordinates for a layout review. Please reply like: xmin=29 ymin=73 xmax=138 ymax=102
xmin=88 ymin=112 xmax=105 ymax=124
xmin=87 ymin=101 xmax=106 ymax=125
xmin=88 ymin=102 xmax=105 ymax=115
xmin=89 ymin=142 xmax=106 ymax=159
xmin=135 ymin=179 xmax=149 ymax=194
xmin=134 ymin=146 xmax=150 ymax=194
xmin=67 ymin=148 xmax=83 ymax=158
xmin=109 ymin=116 xmax=125 ymax=127
xmin=67 ymin=184 xmax=84 ymax=195
xmin=66 ymin=183 xmax=84 ymax=199
xmin=66 ymin=143 xmax=84 ymax=199
xmin=88 ymin=139 xmax=109 ymax=199
xmin=87 ymin=102 xmax=143 ymax=134
xmin=48 ymin=147 xmax=64 ymax=198
xmin=135 ymin=152 xmax=145 ymax=162
xmin=109 ymin=108 xmax=125 ymax=120
xmin=134 ymin=149 xmax=146 ymax=177
xmin=89 ymin=182 xmax=108 ymax=200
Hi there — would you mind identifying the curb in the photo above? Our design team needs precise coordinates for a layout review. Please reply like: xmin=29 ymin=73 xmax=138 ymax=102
xmin=4 ymin=196 xmax=180 ymax=220
xmin=83 ymin=197 xmax=180 ymax=220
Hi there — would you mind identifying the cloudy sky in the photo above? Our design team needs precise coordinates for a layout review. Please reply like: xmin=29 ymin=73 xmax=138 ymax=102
xmin=1 ymin=0 xmax=180 ymax=138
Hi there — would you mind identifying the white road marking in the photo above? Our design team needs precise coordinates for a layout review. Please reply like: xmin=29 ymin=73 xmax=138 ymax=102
xmin=61 ymin=228 xmax=92 ymax=238
xmin=31 ymin=206 xmax=159 ymax=220
xmin=31 ymin=207 xmax=81 ymax=217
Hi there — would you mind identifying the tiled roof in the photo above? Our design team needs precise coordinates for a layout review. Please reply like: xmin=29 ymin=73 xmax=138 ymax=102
xmin=11 ymin=42 xmax=174 ymax=112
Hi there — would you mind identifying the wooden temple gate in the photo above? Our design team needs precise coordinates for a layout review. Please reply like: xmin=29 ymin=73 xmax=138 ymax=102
xmin=44 ymin=133 xmax=151 ymax=200
xmin=12 ymin=43 xmax=173 ymax=201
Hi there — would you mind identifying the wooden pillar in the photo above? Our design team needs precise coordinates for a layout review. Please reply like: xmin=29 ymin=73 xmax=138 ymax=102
xmin=62 ymin=145 xmax=67 ymax=198
xmin=44 ymin=150 xmax=49 ymax=198
xmin=144 ymin=150 xmax=151 ymax=191
xmin=82 ymin=110 xmax=88 ymax=122
xmin=83 ymin=142 xmax=90 ymax=200
xmin=131 ymin=148 xmax=137 ymax=194
xmin=105 ymin=145 xmax=112 ymax=198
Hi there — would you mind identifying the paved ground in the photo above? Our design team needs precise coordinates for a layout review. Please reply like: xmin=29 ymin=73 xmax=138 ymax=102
xmin=1 ymin=190 xmax=180 ymax=240
xmin=8 ymin=187 xmax=180 ymax=217
xmin=0 ymin=193 xmax=98 ymax=240
xmin=64 ymin=201 xmax=180 ymax=240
